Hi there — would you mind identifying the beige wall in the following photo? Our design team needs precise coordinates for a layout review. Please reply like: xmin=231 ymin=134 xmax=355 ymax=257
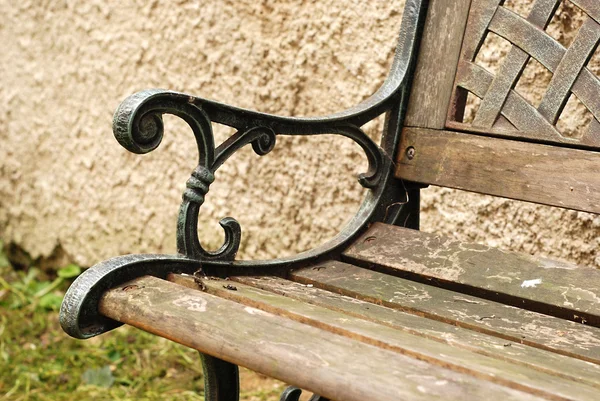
xmin=1 ymin=0 xmax=598 ymax=269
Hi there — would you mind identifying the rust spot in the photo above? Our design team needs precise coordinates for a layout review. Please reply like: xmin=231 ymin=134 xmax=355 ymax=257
xmin=364 ymin=236 xmax=377 ymax=244
xmin=122 ymin=285 xmax=139 ymax=292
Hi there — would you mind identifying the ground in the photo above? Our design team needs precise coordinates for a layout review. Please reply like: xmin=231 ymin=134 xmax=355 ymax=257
xmin=0 ymin=245 xmax=296 ymax=401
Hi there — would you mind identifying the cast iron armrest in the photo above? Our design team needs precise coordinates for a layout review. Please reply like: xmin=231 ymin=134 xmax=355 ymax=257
xmin=60 ymin=0 xmax=427 ymax=340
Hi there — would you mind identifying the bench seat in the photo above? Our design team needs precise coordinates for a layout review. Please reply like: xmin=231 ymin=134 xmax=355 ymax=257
xmin=98 ymin=223 xmax=600 ymax=401
xmin=60 ymin=0 xmax=600 ymax=399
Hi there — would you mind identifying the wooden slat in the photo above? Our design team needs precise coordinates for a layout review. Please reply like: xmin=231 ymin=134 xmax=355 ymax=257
xmin=345 ymin=224 xmax=600 ymax=326
xmin=472 ymin=0 xmax=558 ymax=128
xmin=170 ymin=275 xmax=600 ymax=400
xmin=99 ymin=276 xmax=547 ymax=401
xmin=572 ymin=0 xmax=600 ymax=23
xmin=231 ymin=275 xmax=600 ymax=389
xmin=404 ymin=0 xmax=472 ymax=129
xmin=586 ymin=119 xmax=600 ymax=146
xmin=291 ymin=260 xmax=600 ymax=364
xmin=396 ymin=127 xmax=600 ymax=213
xmin=538 ymin=18 xmax=600 ymax=124
xmin=454 ymin=61 xmax=563 ymax=141
xmin=486 ymin=7 xmax=600 ymax=124
xmin=446 ymin=1 xmax=600 ymax=148
xmin=488 ymin=6 xmax=564 ymax=74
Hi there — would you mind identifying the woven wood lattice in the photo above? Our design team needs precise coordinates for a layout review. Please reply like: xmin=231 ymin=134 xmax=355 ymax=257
xmin=448 ymin=0 xmax=600 ymax=148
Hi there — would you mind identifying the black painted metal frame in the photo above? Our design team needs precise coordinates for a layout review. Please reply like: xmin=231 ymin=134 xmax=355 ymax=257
xmin=60 ymin=1 xmax=429 ymax=399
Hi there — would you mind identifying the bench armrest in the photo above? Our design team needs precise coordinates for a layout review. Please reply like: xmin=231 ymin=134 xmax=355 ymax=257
xmin=113 ymin=0 xmax=424 ymax=260
xmin=60 ymin=0 xmax=428 ymax=340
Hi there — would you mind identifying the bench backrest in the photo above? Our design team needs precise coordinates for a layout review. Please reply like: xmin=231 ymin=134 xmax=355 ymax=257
xmin=398 ymin=0 xmax=600 ymax=214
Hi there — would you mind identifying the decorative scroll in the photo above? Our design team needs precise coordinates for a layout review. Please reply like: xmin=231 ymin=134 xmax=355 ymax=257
xmin=112 ymin=89 xmax=385 ymax=261
xmin=447 ymin=0 xmax=600 ymax=148
xmin=60 ymin=0 xmax=430 ymax=344
xmin=59 ymin=3 xmax=432 ymax=400
xmin=280 ymin=387 xmax=329 ymax=401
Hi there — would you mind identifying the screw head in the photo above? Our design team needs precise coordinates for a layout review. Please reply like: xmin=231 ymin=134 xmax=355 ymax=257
xmin=406 ymin=146 xmax=415 ymax=160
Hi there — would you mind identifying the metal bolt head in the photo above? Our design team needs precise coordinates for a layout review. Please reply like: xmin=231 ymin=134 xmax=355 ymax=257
xmin=406 ymin=146 xmax=415 ymax=160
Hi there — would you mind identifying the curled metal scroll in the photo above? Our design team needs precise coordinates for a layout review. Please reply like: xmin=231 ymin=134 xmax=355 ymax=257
xmin=60 ymin=0 xmax=428 ymax=341
xmin=112 ymin=89 xmax=385 ymax=261
xmin=280 ymin=386 xmax=329 ymax=401
xmin=59 ymin=253 xmax=201 ymax=339
xmin=114 ymin=90 xmax=279 ymax=260
xmin=61 ymin=3 xmax=428 ymax=401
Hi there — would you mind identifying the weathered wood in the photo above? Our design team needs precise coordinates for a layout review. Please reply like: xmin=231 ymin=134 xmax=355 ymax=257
xmin=230 ymin=275 xmax=600 ymax=389
xmin=472 ymin=0 xmax=558 ymax=128
xmin=345 ymin=223 xmax=600 ymax=326
xmin=173 ymin=275 xmax=600 ymax=399
xmin=99 ymin=276 xmax=547 ymax=401
xmin=395 ymin=127 xmax=600 ymax=213
xmin=454 ymin=61 xmax=562 ymax=141
xmin=291 ymin=260 xmax=600 ymax=364
xmin=538 ymin=18 xmax=600 ymax=124
xmin=404 ymin=0 xmax=472 ymax=129
xmin=446 ymin=1 xmax=600 ymax=148
xmin=573 ymin=0 xmax=600 ymax=22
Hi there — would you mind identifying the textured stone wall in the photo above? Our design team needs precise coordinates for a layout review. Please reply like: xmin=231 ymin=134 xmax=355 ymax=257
xmin=1 ymin=0 xmax=598 ymax=269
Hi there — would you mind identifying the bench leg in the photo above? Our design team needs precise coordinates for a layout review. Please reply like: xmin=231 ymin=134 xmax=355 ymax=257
xmin=200 ymin=353 xmax=240 ymax=401
xmin=280 ymin=386 xmax=330 ymax=401
xmin=386 ymin=183 xmax=420 ymax=230
xmin=397 ymin=185 xmax=420 ymax=230
xmin=201 ymin=356 xmax=332 ymax=401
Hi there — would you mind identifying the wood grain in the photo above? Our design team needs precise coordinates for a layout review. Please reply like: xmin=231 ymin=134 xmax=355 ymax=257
xmin=537 ymin=18 xmax=600 ymax=124
xmin=472 ymin=0 xmax=558 ymax=128
xmin=231 ymin=275 xmax=600 ymax=389
xmin=178 ymin=275 xmax=600 ymax=399
xmin=291 ymin=260 xmax=600 ymax=364
xmin=404 ymin=0 xmax=472 ymax=129
xmin=395 ymin=127 xmax=600 ymax=213
xmin=99 ymin=276 xmax=547 ymax=401
xmin=445 ymin=1 xmax=600 ymax=148
xmin=345 ymin=223 xmax=600 ymax=326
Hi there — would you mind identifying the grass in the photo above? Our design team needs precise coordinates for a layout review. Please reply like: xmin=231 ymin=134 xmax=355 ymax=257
xmin=0 ymin=246 xmax=287 ymax=401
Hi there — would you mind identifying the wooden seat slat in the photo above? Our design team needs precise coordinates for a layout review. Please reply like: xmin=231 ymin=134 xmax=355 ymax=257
xmin=166 ymin=274 xmax=600 ymax=400
xmin=291 ymin=260 xmax=600 ymax=364
xmin=233 ymin=275 xmax=600 ymax=389
xmin=99 ymin=275 xmax=549 ymax=401
xmin=345 ymin=223 xmax=600 ymax=325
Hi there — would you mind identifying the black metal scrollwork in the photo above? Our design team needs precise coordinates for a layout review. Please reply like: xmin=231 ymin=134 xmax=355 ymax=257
xmin=280 ymin=386 xmax=330 ymax=401
xmin=61 ymin=0 xmax=427 ymax=341
xmin=60 ymin=3 xmax=429 ymax=401
xmin=112 ymin=89 xmax=384 ymax=262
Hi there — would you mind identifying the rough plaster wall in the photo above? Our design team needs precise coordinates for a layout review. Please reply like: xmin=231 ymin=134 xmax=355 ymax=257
xmin=0 ymin=0 xmax=598 ymax=268
xmin=0 ymin=0 xmax=401 ymax=266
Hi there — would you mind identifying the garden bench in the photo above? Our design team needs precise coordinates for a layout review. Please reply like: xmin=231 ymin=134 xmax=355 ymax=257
xmin=60 ymin=0 xmax=600 ymax=400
